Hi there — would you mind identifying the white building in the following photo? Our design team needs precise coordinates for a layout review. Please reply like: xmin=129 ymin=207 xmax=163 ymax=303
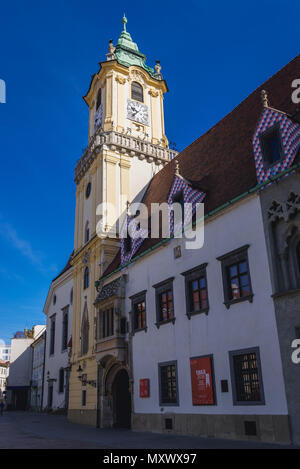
xmin=94 ymin=55 xmax=300 ymax=444
xmin=0 ymin=344 xmax=11 ymax=362
xmin=30 ymin=330 xmax=46 ymax=410
xmin=6 ymin=326 xmax=45 ymax=410
xmin=0 ymin=360 xmax=9 ymax=399
xmin=43 ymin=255 xmax=73 ymax=411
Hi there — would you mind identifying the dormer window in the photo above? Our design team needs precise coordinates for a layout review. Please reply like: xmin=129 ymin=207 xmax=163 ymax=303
xmin=260 ymin=126 xmax=284 ymax=168
xmin=124 ymin=233 xmax=132 ymax=255
xmin=96 ymin=89 xmax=101 ymax=110
xmin=131 ymin=81 xmax=143 ymax=103
xmin=172 ymin=191 xmax=185 ymax=227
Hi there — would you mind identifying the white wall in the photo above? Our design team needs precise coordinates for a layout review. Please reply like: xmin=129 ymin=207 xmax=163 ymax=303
xmin=43 ymin=271 xmax=73 ymax=409
xmin=127 ymin=194 xmax=288 ymax=416
xmin=8 ymin=338 xmax=33 ymax=387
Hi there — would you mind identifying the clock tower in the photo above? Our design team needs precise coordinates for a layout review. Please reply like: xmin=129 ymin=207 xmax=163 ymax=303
xmin=68 ymin=16 xmax=176 ymax=426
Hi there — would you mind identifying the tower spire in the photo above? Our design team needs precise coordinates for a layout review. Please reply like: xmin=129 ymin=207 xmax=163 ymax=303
xmin=122 ymin=14 xmax=127 ymax=32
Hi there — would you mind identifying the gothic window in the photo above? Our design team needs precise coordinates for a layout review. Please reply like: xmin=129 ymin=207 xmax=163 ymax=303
xmin=81 ymin=305 xmax=89 ymax=356
xmin=96 ymin=89 xmax=101 ymax=110
xmin=62 ymin=308 xmax=68 ymax=351
xmin=131 ymin=81 xmax=143 ymax=102
xmin=98 ymin=308 xmax=114 ymax=339
xmin=70 ymin=288 xmax=73 ymax=305
xmin=50 ymin=315 xmax=56 ymax=355
xmin=260 ymin=125 xmax=284 ymax=168
xmin=84 ymin=267 xmax=89 ymax=289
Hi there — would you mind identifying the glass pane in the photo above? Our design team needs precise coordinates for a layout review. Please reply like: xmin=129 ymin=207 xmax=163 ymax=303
xmin=199 ymin=277 xmax=206 ymax=289
xmin=193 ymin=290 xmax=200 ymax=311
xmin=229 ymin=264 xmax=238 ymax=278
xmin=239 ymin=261 xmax=247 ymax=274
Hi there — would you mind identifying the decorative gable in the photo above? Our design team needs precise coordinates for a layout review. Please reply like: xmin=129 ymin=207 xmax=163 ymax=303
xmin=253 ymin=107 xmax=300 ymax=184
xmin=168 ymin=175 xmax=206 ymax=236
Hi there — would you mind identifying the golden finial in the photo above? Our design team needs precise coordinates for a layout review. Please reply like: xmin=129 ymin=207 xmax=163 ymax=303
xmin=261 ymin=89 xmax=269 ymax=108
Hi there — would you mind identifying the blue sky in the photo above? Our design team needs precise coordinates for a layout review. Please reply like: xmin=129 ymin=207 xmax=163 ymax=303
xmin=0 ymin=0 xmax=299 ymax=343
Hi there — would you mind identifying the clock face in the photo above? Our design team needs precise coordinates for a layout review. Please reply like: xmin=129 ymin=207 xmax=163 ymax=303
xmin=127 ymin=99 xmax=149 ymax=125
xmin=94 ymin=105 xmax=102 ymax=132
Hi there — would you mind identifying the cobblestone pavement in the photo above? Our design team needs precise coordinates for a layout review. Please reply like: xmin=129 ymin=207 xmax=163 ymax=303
xmin=0 ymin=411 xmax=298 ymax=449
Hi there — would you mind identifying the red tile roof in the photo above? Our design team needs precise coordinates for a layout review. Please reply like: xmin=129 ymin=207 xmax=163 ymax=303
xmin=103 ymin=55 xmax=300 ymax=277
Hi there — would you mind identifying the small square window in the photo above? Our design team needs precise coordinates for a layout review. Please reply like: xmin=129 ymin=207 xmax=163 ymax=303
xmin=260 ymin=126 xmax=284 ymax=168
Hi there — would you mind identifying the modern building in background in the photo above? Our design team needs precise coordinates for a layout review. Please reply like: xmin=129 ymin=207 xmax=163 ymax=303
xmin=6 ymin=326 xmax=45 ymax=410
xmin=0 ymin=344 xmax=11 ymax=363
xmin=0 ymin=360 xmax=9 ymax=399
xmin=30 ymin=330 xmax=46 ymax=411
xmin=43 ymin=256 xmax=73 ymax=412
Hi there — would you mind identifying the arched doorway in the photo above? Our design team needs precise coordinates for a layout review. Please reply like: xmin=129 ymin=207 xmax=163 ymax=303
xmin=112 ymin=369 xmax=131 ymax=428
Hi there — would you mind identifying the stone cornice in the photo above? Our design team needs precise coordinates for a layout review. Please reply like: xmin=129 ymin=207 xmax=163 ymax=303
xmin=74 ymin=129 xmax=178 ymax=184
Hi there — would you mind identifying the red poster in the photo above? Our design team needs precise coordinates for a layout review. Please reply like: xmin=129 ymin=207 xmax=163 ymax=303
xmin=139 ymin=379 xmax=150 ymax=398
xmin=190 ymin=356 xmax=215 ymax=405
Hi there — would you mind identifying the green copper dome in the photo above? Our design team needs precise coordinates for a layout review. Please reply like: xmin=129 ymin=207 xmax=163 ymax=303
xmin=115 ymin=15 xmax=155 ymax=78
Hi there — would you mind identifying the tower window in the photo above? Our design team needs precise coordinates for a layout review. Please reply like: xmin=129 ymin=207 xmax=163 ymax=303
xmin=86 ymin=182 xmax=91 ymax=199
xmin=84 ymin=267 xmax=89 ymax=289
xmin=85 ymin=222 xmax=90 ymax=243
xmin=96 ymin=89 xmax=101 ymax=110
xmin=260 ymin=126 xmax=284 ymax=167
xmin=131 ymin=81 xmax=143 ymax=102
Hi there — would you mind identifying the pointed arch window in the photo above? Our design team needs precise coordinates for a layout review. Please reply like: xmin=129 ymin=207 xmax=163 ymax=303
xmin=131 ymin=81 xmax=143 ymax=102
xmin=81 ymin=305 xmax=89 ymax=356
xmin=84 ymin=267 xmax=89 ymax=289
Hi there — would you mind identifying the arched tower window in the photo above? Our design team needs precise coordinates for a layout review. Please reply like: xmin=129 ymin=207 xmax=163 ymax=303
xmin=85 ymin=222 xmax=90 ymax=243
xmin=131 ymin=81 xmax=143 ymax=102
xmin=96 ymin=89 xmax=102 ymax=109
xmin=84 ymin=267 xmax=89 ymax=289
xmin=81 ymin=305 xmax=89 ymax=356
